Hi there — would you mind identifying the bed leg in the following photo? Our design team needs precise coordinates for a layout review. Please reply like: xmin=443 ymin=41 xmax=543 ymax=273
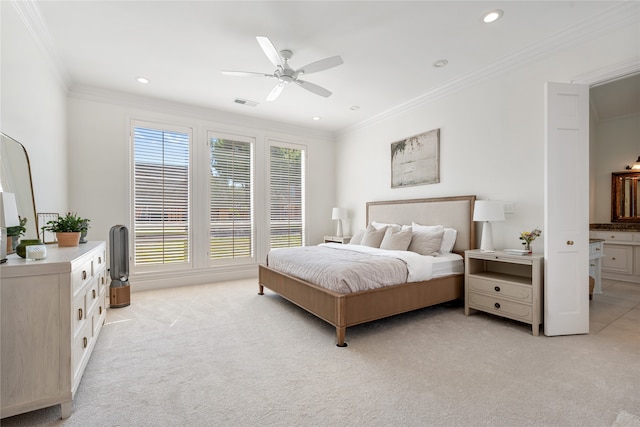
xmin=258 ymin=284 xmax=264 ymax=295
xmin=336 ymin=327 xmax=347 ymax=347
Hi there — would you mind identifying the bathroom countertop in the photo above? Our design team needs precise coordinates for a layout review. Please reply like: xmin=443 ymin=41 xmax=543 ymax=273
xmin=590 ymin=223 xmax=640 ymax=232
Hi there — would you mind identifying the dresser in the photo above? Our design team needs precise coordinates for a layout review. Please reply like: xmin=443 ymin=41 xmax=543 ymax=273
xmin=465 ymin=250 xmax=544 ymax=336
xmin=0 ymin=241 xmax=107 ymax=419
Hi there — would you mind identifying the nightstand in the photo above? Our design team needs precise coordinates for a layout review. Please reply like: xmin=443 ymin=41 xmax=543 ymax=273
xmin=324 ymin=235 xmax=351 ymax=244
xmin=465 ymin=250 xmax=544 ymax=336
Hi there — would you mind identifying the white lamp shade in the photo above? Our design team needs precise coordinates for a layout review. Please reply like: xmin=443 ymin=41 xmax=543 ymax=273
xmin=0 ymin=192 xmax=20 ymax=228
xmin=473 ymin=200 xmax=505 ymax=222
xmin=331 ymin=207 xmax=346 ymax=220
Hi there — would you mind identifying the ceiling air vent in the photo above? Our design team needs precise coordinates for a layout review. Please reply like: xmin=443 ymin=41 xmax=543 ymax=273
xmin=234 ymin=98 xmax=259 ymax=107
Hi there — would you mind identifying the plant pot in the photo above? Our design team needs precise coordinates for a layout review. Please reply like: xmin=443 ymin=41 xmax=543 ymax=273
xmin=56 ymin=232 xmax=81 ymax=247
xmin=16 ymin=239 xmax=44 ymax=258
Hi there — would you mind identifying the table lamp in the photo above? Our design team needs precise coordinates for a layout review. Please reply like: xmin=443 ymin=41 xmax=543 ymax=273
xmin=332 ymin=207 xmax=346 ymax=237
xmin=1 ymin=192 xmax=20 ymax=262
xmin=473 ymin=200 xmax=505 ymax=252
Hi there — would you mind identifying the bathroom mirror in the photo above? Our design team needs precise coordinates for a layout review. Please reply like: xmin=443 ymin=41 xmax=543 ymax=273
xmin=611 ymin=171 xmax=640 ymax=222
xmin=0 ymin=133 xmax=38 ymax=238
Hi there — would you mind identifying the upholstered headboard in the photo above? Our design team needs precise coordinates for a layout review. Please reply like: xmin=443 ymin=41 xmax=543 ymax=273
xmin=366 ymin=195 xmax=476 ymax=254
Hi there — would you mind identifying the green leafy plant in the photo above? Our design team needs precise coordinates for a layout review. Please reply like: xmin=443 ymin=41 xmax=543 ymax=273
xmin=45 ymin=212 xmax=90 ymax=233
xmin=7 ymin=216 xmax=27 ymax=237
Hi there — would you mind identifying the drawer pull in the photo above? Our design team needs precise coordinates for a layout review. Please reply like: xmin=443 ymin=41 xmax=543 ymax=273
xmin=566 ymin=240 xmax=574 ymax=246
xmin=99 ymin=306 xmax=103 ymax=315
xmin=590 ymin=263 xmax=595 ymax=267
xmin=92 ymin=289 xmax=96 ymax=299
xmin=82 ymin=270 xmax=87 ymax=280
xmin=98 ymin=256 xmax=102 ymax=264
xmin=494 ymin=286 xmax=501 ymax=292
xmin=78 ymin=308 xmax=83 ymax=320
xmin=83 ymin=337 xmax=88 ymax=349
xmin=494 ymin=302 xmax=501 ymax=309
xmin=612 ymin=257 xmax=616 ymax=261
xmin=611 ymin=235 xmax=615 ymax=239
xmin=595 ymin=247 xmax=600 ymax=251
xmin=101 ymin=277 xmax=105 ymax=284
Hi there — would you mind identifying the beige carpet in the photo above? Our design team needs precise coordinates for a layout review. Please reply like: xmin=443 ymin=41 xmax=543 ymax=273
xmin=2 ymin=279 xmax=639 ymax=426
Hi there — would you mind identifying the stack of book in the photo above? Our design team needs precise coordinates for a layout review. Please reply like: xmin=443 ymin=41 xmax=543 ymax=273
xmin=504 ymin=248 xmax=532 ymax=255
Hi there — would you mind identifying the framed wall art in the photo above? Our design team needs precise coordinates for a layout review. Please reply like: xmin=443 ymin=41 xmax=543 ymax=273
xmin=391 ymin=128 xmax=440 ymax=188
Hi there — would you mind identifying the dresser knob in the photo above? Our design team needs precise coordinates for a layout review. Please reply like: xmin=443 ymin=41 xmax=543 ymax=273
xmin=83 ymin=337 xmax=88 ymax=349
xmin=78 ymin=308 xmax=83 ymax=320
xmin=92 ymin=289 xmax=96 ymax=299
xmin=82 ymin=271 xmax=87 ymax=280
xmin=494 ymin=302 xmax=501 ymax=309
xmin=494 ymin=286 xmax=501 ymax=292
xmin=566 ymin=240 xmax=574 ymax=246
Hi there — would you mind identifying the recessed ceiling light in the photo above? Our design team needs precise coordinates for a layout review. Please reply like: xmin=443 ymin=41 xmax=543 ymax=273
xmin=312 ymin=116 xmax=321 ymax=121
xmin=433 ymin=59 xmax=448 ymax=68
xmin=350 ymin=106 xmax=360 ymax=111
xmin=136 ymin=77 xmax=150 ymax=84
xmin=482 ymin=9 xmax=503 ymax=23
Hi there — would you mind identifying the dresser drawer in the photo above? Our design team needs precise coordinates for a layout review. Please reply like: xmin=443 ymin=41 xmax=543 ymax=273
xmin=468 ymin=292 xmax=533 ymax=323
xmin=93 ymin=249 xmax=106 ymax=274
xmin=86 ymin=279 xmax=101 ymax=314
xmin=72 ymin=259 xmax=94 ymax=298
xmin=591 ymin=231 xmax=634 ymax=242
xmin=92 ymin=299 xmax=106 ymax=337
xmin=73 ymin=321 xmax=92 ymax=381
xmin=72 ymin=294 xmax=86 ymax=337
xmin=468 ymin=277 xmax=532 ymax=303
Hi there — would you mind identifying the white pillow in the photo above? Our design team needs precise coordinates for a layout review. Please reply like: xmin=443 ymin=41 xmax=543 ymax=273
xmin=349 ymin=228 xmax=365 ymax=245
xmin=380 ymin=227 xmax=412 ymax=251
xmin=440 ymin=228 xmax=458 ymax=253
xmin=361 ymin=224 xmax=387 ymax=248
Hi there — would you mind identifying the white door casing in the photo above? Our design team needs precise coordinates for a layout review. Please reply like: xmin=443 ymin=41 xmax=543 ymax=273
xmin=544 ymin=82 xmax=590 ymax=336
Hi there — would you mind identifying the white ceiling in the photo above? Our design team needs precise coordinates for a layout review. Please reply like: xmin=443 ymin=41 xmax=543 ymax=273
xmin=20 ymin=1 xmax=639 ymax=133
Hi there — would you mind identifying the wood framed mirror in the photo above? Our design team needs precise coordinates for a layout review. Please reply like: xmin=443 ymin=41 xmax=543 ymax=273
xmin=611 ymin=171 xmax=640 ymax=222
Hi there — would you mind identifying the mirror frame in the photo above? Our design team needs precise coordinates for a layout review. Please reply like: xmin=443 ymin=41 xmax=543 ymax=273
xmin=1 ymin=132 xmax=39 ymax=238
xmin=611 ymin=171 xmax=640 ymax=223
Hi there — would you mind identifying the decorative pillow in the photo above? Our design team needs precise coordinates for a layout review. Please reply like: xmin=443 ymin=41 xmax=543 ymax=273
xmin=380 ymin=227 xmax=412 ymax=251
xmin=361 ymin=224 xmax=388 ymax=248
xmin=412 ymin=222 xmax=444 ymax=234
xmin=349 ymin=228 xmax=365 ymax=245
xmin=408 ymin=229 xmax=444 ymax=256
xmin=440 ymin=228 xmax=458 ymax=253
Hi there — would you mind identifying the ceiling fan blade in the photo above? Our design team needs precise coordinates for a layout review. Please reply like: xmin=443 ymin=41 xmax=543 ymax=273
xmin=256 ymin=36 xmax=283 ymax=68
xmin=297 ymin=56 xmax=343 ymax=75
xmin=266 ymin=82 xmax=285 ymax=101
xmin=295 ymin=80 xmax=332 ymax=97
xmin=222 ymin=70 xmax=273 ymax=77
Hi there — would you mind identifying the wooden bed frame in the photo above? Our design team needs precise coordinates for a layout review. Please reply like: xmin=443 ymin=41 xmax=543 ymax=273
xmin=258 ymin=195 xmax=476 ymax=346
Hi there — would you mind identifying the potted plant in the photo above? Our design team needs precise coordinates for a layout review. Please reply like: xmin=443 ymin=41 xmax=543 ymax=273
xmin=45 ymin=212 xmax=90 ymax=247
xmin=6 ymin=216 xmax=27 ymax=254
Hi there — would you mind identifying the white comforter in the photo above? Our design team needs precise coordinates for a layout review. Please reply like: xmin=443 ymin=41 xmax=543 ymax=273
xmin=266 ymin=243 xmax=441 ymax=294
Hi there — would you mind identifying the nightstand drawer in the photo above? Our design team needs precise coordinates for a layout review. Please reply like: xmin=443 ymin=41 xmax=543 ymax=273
xmin=468 ymin=277 xmax=532 ymax=303
xmin=468 ymin=293 xmax=533 ymax=323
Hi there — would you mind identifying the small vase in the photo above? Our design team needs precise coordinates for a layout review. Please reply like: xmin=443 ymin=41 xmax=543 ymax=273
xmin=56 ymin=232 xmax=81 ymax=247
xmin=16 ymin=239 xmax=44 ymax=258
xmin=524 ymin=242 xmax=531 ymax=252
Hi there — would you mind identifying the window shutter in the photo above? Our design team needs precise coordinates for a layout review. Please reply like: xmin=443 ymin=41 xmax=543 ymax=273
xmin=209 ymin=136 xmax=254 ymax=259
xmin=270 ymin=144 xmax=305 ymax=249
xmin=133 ymin=125 xmax=190 ymax=266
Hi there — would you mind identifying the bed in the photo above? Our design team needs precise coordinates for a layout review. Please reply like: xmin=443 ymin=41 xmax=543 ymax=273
xmin=258 ymin=195 xmax=476 ymax=346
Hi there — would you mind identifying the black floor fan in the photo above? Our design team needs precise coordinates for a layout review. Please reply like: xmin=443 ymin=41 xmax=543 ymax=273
xmin=109 ymin=225 xmax=130 ymax=308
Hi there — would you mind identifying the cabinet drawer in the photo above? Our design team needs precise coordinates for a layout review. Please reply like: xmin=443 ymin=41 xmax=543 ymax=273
xmin=92 ymin=298 xmax=106 ymax=337
xmin=93 ymin=249 xmax=106 ymax=274
xmin=72 ymin=259 xmax=94 ymax=297
xmin=468 ymin=276 xmax=532 ymax=303
xmin=72 ymin=294 xmax=86 ymax=337
xmin=468 ymin=292 xmax=533 ymax=323
xmin=86 ymin=279 xmax=101 ymax=314
xmin=591 ymin=231 xmax=634 ymax=242
xmin=589 ymin=241 xmax=604 ymax=258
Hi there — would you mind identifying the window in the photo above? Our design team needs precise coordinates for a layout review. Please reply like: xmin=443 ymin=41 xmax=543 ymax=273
xmin=269 ymin=143 xmax=305 ymax=249
xmin=132 ymin=122 xmax=190 ymax=267
xmin=209 ymin=133 xmax=254 ymax=260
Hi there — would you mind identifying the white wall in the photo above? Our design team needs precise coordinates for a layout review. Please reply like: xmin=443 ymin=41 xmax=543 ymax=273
xmin=591 ymin=112 xmax=640 ymax=223
xmin=1 ymin=2 xmax=69 ymax=223
xmin=335 ymin=22 xmax=639 ymax=253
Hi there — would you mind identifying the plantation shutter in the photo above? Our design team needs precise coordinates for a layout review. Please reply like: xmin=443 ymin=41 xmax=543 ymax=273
xmin=133 ymin=124 xmax=190 ymax=266
xmin=209 ymin=135 xmax=254 ymax=259
xmin=269 ymin=144 xmax=305 ymax=249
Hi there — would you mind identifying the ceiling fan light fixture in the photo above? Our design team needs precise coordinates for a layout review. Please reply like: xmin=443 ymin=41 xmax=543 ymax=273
xmin=482 ymin=9 xmax=503 ymax=23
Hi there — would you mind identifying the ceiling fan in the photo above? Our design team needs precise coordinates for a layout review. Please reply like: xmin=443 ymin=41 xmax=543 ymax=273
xmin=222 ymin=36 xmax=343 ymax=101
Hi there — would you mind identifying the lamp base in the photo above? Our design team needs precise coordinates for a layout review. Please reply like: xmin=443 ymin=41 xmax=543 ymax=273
xmin=479 ymin=221 xmax=495 ymax=252
xmin=336 ymin=220 xmax=343 ymax=237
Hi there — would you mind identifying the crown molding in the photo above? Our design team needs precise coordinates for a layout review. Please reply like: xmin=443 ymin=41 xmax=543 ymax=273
xmin=339 ymin=1 xmax=640 ymax=136
xmin=10 ymin=0 xmax=72 ymax=89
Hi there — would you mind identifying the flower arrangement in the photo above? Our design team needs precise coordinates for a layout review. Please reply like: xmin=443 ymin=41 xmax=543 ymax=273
xmin=519 ymin=228 xmax=541 ymax=251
